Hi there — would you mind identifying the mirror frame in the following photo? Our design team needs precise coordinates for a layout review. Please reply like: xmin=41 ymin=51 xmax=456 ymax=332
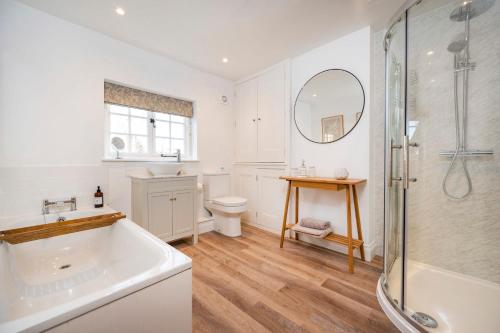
xmin=293 ymin=68 xmax=365 ymax=144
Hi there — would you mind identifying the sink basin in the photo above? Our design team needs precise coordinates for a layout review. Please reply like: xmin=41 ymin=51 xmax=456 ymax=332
xmin=0 ymin=209 xmax=191 ymax=332
xmin=148 ymin=164 xmax=184 ymax=177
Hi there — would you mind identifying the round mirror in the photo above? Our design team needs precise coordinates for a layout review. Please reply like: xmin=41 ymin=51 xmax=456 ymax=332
xmin=294 ymin=69 xmax=365 ymax=144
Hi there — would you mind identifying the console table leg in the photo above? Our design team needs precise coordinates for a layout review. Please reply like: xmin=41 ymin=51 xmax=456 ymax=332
xmin=352 ymin=185 xmax=365 ymax=261
xmin=280 ymin=181 xmax=292 ymax=248
xmin=346 ymin=185 xmax=354 ymax=273
xmin=294 ymin=187 xmax=299 ymax=240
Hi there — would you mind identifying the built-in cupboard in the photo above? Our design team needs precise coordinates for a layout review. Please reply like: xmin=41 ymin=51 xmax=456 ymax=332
xmin=235 ymin=62 xmax=288 ymax=163
xmin=233 ymin=61 xmax=290 ymax=232
xmin=234 ymin=167 xmax=287 ymax=232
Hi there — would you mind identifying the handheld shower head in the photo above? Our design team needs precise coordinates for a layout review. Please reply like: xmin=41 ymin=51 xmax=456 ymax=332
xmin=447 ymin=33 xmax=467 ymax=53
xmin=450 ymin=0 xmax=496 ymax=21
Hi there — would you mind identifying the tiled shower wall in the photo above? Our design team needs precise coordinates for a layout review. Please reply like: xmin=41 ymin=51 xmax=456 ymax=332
xmin=373 ymin=0 xmax=500 ymax=284
xmin=406 ymin=0 xmax=500 ymax=283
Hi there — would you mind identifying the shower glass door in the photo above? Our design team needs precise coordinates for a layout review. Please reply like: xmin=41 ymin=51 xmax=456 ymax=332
xmin=383 ymin=13 xmax=406 ymax=309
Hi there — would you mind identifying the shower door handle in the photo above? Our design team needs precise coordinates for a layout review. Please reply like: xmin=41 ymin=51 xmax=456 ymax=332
xmin=389 ymin=139 xmax=402 ymax=187
xmin=403 ymin=136 xmax=419 ymax=189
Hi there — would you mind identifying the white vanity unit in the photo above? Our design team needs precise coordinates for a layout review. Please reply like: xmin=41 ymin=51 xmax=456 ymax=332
xmin=131 ymin=174 xmax=198 ymax=244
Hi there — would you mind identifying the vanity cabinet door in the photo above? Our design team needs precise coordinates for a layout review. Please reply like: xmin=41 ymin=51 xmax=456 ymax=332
xmin=172 ymin=190 xmax=194 ymax=235
xmin=148 ymin=192 xmax=173 ymax=239
xmin=235 ymin=78 xmax=258 ymax=162
xmin=257 ymin=64 xmax=286 ymax=162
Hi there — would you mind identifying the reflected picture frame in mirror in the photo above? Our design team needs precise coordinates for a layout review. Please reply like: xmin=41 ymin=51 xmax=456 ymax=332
xmin=294 ymin=69 xmax=365 ymax=144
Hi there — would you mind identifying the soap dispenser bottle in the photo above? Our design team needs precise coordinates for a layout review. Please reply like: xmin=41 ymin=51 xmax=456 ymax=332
xmin=94 ymin=186 xmax=104 ymax=208
xmin=299 ymin=159 xmax=307 ymax=177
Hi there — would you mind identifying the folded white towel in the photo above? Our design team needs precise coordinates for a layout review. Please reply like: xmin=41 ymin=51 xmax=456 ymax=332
xmin=291 ymin=225 xmax=332 ymax=238
xmin=300 ymin=217 xmax=331 ymax=230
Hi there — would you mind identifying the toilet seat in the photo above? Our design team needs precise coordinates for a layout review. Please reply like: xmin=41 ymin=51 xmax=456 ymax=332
xmin=212 ymin=196 xmax=247 ymax=207
xmin=209 ymin=197 xmax=247 ymax=214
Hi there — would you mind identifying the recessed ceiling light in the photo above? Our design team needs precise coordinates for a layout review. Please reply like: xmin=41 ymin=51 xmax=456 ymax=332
xmin=115 ymin=7 xmax=126 ymax=16
xmin=426 ymin=50 xmax=434 ymax=56
xmin=312 ymin=94 xmax=317 ymax=97
xmin=222 ymin=57 xmax=229 ymax=63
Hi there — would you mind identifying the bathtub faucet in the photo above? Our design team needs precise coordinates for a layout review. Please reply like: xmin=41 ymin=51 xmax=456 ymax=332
xmin=42 ymin=197 xmax=77 ymax=215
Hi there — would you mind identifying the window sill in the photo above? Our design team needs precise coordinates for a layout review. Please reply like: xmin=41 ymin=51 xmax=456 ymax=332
xmin=102 ymin=157 xmax=199 ymax=163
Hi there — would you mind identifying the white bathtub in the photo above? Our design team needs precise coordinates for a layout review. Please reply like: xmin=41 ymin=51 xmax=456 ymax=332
xmin=0 ymin=208 xmax=192 ymax=333
xmin=378 ymin=259 xmax=500 ymax=333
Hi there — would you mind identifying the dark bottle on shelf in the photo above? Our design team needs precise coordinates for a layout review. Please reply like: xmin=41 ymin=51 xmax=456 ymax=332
xmin=94 ymin=186 xmax=104 ymax=208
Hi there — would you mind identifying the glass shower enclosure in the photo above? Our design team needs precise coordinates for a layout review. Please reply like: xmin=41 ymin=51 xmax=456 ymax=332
xmin=378 ymin=0 xmax=500 ymax=332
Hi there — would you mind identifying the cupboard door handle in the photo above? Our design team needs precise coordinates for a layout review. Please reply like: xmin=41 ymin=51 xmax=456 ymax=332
xmin=258 ymin=118 xmax=261 ymax=121
xmin=252 ymin=119 xmax=256 ymax=122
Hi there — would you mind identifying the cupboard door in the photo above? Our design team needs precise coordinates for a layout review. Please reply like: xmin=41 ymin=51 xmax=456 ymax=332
xmin=256 ymin=168 xmax=287 ymax=231
xmin=235 ymin=78 xmax=258 ymax=162
xmin=172 ymin=190 xmax=194 ymax=235
xmin=148 ymin=192 xmax=173 ymax=239
xmin=236 ymin=171 xmax=258 ymax=224
xmin=257 ymin=65 xmax=286 ymax=162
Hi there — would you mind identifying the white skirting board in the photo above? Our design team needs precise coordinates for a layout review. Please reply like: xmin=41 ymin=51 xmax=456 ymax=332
xmin=198 ymin=217 xmax=215 ymax=234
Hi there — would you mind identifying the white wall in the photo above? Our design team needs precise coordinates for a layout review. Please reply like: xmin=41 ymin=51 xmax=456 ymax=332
xmin=0 ymin=0 xmax=234 ymax=221
xmin=290 ymin=27 xmax=376 ymax=258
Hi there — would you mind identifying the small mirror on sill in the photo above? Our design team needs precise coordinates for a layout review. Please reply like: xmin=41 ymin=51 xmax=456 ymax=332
xmin=111 ymin=136 xmax=125 ymax=159
xmin=294 ymin=69 xmax=365 ymax=144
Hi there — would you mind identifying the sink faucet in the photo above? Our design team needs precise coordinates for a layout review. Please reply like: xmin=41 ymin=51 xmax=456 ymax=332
xmin=160 ymin=149 xmax=181 ymax=162
xmin=42 ymin=197 xmax=77 ymax=215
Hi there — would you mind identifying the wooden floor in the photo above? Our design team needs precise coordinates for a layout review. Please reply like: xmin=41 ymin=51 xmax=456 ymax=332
xmin=175 ymin=225 xmax=398 ymax=333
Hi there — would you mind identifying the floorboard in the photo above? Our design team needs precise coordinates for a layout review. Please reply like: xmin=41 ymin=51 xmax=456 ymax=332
xmin=175 ymin=224 xmax=398 ymax=333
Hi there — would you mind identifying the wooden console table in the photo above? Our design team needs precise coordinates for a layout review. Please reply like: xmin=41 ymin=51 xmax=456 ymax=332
xmin=279 ymin=176 xmax=366 ymax=273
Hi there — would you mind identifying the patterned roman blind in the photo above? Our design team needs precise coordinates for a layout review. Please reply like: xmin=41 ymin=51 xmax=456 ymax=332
xmin=104 ymin=82 xmax=193 ymax=118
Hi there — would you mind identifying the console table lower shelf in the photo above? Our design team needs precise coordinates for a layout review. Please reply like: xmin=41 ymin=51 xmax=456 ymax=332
xmin=279 ymin=176 xmax=367 ymax=273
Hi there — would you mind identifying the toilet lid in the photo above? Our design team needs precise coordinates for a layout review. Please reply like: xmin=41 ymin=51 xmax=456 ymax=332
xmin=212 ymin=196 xmax=247 ymax=207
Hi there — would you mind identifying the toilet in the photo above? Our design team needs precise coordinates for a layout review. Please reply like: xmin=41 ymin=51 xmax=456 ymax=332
xmin=203 ymin=172 xmax=247 ymax=237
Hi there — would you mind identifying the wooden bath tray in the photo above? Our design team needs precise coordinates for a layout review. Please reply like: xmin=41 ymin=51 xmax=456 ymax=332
xmin=0 ymin=212 xmax=126 ymax=244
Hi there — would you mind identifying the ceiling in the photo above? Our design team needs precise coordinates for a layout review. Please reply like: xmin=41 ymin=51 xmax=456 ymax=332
xmin=17 ymin=0 xmax=404 ymax=80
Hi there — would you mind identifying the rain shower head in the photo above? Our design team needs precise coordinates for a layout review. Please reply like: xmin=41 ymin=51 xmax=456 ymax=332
xmin=447 ymin=33 xmax=467 ymax=53
xmin=450 ymin=0 xmax=496 ymax=21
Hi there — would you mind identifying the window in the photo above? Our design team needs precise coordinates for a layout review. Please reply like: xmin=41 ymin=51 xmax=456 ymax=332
xmin=105 ymin=103 xmax=192 ymax=159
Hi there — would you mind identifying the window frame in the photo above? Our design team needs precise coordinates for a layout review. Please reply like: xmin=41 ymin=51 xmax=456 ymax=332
xmin=104 ymin=103 xmax=192 ymax=159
